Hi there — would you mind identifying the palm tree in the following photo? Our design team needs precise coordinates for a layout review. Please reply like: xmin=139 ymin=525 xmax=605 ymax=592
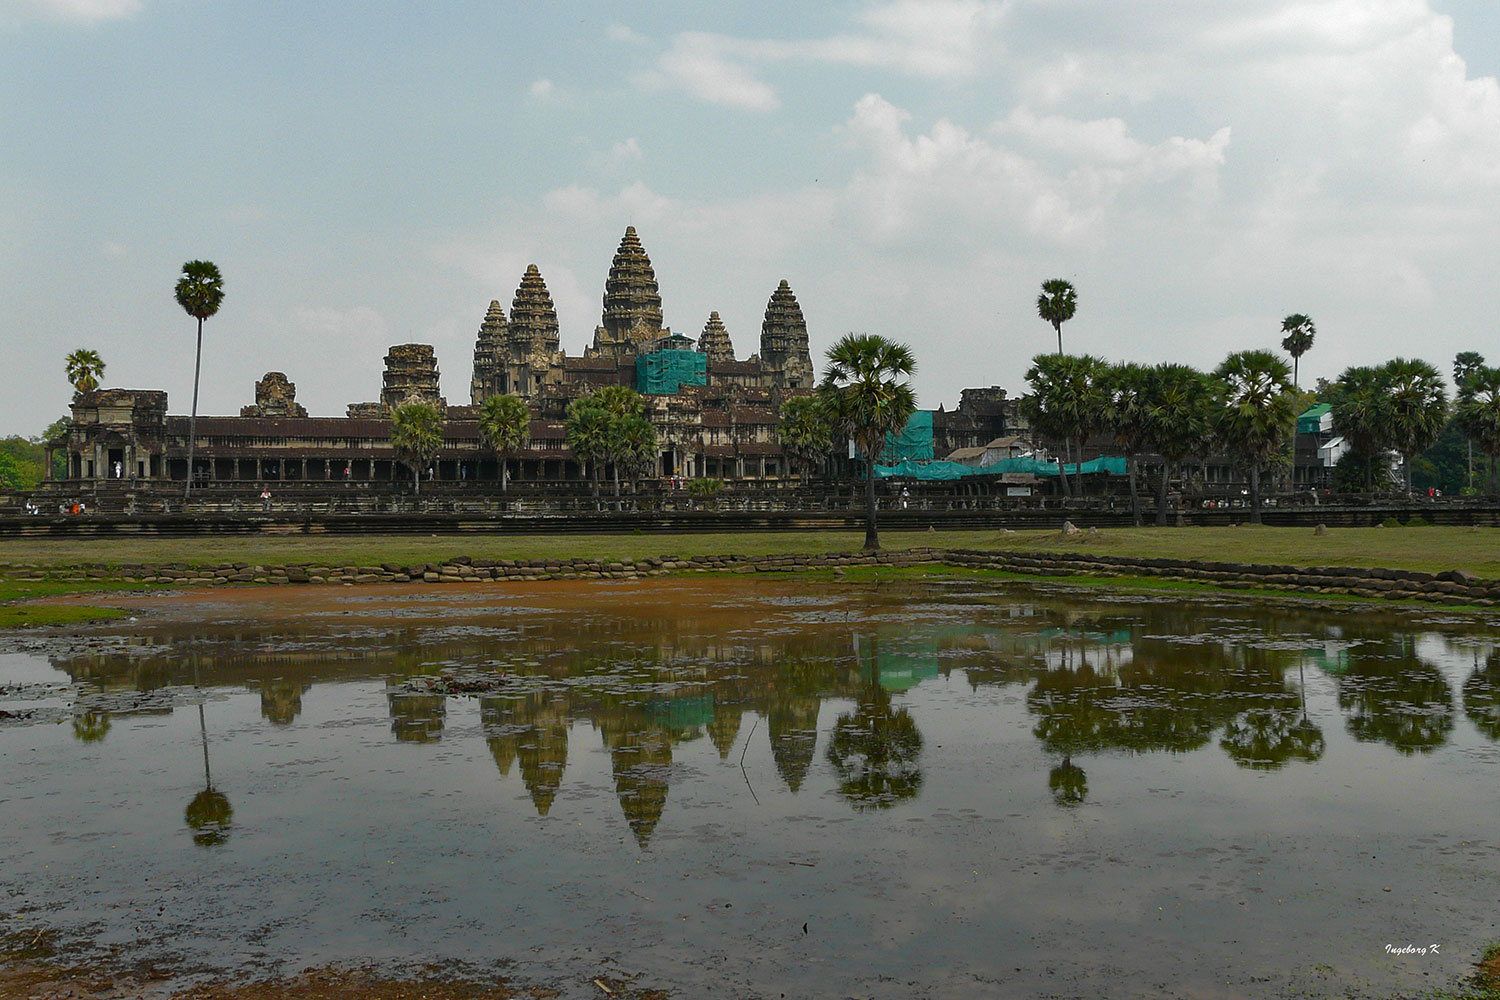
xmin=1280 ymin=314 xmax=1315 ymax=388
xmin=591 ymin=385 xmax=651 ymax=496
xmin=63 ymin=349 xmax=105 ymax=395
xmin=776 ymin=394 xmax=834 ymax=485
xmin=1377 ymin=357 xmax=1447 ymax=495
xmin=1021 ymin=353 xmax=1108 ymax=497
xmin=477 ymin=394 xmax=531 ymax=491
xmin=1100 ymin=362 xmax=1152 ymax=525
xmin=1327 ymin=365 xmax=1391 ymax=492
xmin=1212 ymin=350 xmax=1296 ymax=524
xmin=174 ymin=260 xmax=225 ymax=498
xmin=820 ymin=333 xmax=917 ymax=551
xmin=615 ymin=413 xmax=658 ymax=493
xmin=390 ymin=401 xmax=443 ymax=495
xmin=564 ymin=397 xmax=611 ymax=498
xmin=1036 ymin=279 xmax=1078 ymax=354
xmin=1142 ymin=363 xmax=1216 ymax=526
xmin=1454 ymin=365 xmax=1500 ymax=494
xmin=1453 ymin=352 xmax=1486 ymax=492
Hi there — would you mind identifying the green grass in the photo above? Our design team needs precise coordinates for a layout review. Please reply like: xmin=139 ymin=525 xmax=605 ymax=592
xmin=0 ymin=525 xmax=1497 ymax=576
xmin=0 ymin=604 xmax=129 ymax=628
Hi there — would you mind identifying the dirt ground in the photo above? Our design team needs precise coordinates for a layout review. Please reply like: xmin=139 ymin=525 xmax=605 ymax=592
xmin=0 ymin=962 xmax=671 ymax=1000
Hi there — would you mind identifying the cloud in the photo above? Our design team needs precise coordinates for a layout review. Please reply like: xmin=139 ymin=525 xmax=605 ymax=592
xmin=528 ymin=78 xmax=555 ymax=99
xmin=17 ymin=0 xmax=140 ymax=24
xmin=650 ymin=32 xmax=780 ymax=112
xmin=607 ymin=23 xmax=646 ymax=45
xmin=644 ymin=1 xmax=1009 ymax=110
xmin=608 ymin=137 xmax=643 ymax=165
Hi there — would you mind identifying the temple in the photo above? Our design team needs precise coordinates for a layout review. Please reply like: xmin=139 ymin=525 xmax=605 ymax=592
xmin=48 ymin=227 xmax=1014 ymax=488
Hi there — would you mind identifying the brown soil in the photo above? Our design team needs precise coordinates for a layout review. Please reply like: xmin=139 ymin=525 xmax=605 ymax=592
xmin=0 ymin=962 xmax=669 ymax=1000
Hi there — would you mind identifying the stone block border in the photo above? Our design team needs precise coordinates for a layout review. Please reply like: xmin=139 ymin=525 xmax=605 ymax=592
xmin=2 ymin=547 xmax=1496 ymax=608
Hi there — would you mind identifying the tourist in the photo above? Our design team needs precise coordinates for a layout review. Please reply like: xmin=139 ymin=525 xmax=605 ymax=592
xmin=260 ymin=488 xmax=272 ymax=511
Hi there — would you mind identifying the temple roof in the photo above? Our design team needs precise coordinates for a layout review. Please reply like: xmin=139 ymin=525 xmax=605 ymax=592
xmin=601 ymin=226 xmax=663 ymax=340
xmin=509 ymin=265 xmax=560 ymax=349
xmin=696 ymin=311 xmax=735 ymax=365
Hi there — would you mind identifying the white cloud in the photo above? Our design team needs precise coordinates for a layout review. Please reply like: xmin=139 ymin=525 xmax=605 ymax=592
xmin=528 ymin=78 xmax=555 ymax=99
xmin=18 ymin=0 xmax=140 ymax=24
xmin=607 ymin=23 xmax=646 ymax=45
xmin=651 ymin=32 xmax=780 ymax=112
xmin=608 ymin=137 xmax=643 ymax=165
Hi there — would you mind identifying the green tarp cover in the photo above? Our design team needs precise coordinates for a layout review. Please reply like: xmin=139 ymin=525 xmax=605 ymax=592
xmin=637 ymin=350 xmax=707 ymax=395
xmin=877 ymin=410 xmax=934 ymax=461
xmin=1297 ymin=403 xmax=1331 ymax=435
xmin=875 ymin=455 xmax=1127 ymax=479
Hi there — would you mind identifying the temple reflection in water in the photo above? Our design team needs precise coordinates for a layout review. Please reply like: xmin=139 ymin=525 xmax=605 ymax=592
xmin=47 ymin=581 xmax=1500 ymax=846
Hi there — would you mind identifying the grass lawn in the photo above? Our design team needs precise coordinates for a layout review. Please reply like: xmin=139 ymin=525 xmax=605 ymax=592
xmin=0 ymin=525 xmax=1496 ymax=577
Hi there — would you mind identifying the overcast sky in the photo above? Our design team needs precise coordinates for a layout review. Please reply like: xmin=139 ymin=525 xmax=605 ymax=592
xmin=3 ymin=0 xmax=1498 ymax=436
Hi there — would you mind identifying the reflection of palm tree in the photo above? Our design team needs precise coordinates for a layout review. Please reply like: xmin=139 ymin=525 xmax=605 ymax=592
xmin=1462 ymin=652 xmax=1500 ymax=742
xmin=1219 ymin=707 xmax=1324 ymax=769
xmin=1338 ymin=640 xmax=1455 ymax=754
xmin=71 ymin=709 xmax=111 ymax=743
xmin=1048 ymin=758 xmax=1087 ymax=806
xmin=186 ymin=668 xmax=231 ymax=846
xmin=826 ymin=634 xmax=924 ymax=811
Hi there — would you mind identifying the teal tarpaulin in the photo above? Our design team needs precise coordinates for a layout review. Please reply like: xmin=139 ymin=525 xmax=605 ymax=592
xmin=636 ymin=350 xmax=707 ymax=394
xmin=875 ymin=454 xmax=1126 ymax=480
xmin=860 ymin=410 xmax=934 ymax=461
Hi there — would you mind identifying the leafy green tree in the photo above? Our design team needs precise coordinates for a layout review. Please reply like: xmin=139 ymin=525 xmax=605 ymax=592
xmin=1036 ymin=278 xmax=1077 ymax=354
xmin=0 ymin=451 xmax=23 ymax=491
xmin=1022 ymin=353 xmax=1109 ymax=497
xmin=1142 ymin=363 xmax=1216 ymax=526
xmin=564 ymin=398 xmax=611 ymax=498
xmin=1454 ymin=351 xmax=1486 ymax=391
xmin=389 ymin=401 xmax=443 ymax=495
xmin=1327 ymin=365 xmax=1392 ymax=492
xmin=174 ymin=260 xmax=225 ymax=498
xmin=588 ymin=385 xmax=653 ymax=496
xmin=1212 ymin=350 xmax=1296 ymax=523
xmin=63 ymin=348 xmax=105 ymax=394
xmin=776 ymin=394 xmax=834 ymax=485
xmin=1279 ymin=314 xmax=1315 ymax=388
xmin=1101 ymin=362 xmax=1152 ymax=525
xmin=477 ymin=394 xmax=531 ymax=491
xmin=1454 ymin=365 xmax=1500 ymax=494
xmin=820 ymin=333 xmax=917 ymax=551
xmin=1378 ymin=357 xmax=1448 ymax=495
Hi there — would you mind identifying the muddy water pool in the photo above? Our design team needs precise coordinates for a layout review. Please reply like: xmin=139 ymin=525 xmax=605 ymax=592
xmin=2 ymin=576 xmax=1498 ymax=998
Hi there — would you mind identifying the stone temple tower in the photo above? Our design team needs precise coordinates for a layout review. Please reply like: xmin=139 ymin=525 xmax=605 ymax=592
xmin=502 ymin=265 xmax=562 ymax=399
xmin=759 ymin=280 xmax=815 ymax=389
xmin=590 ymin=226 xmax=667 ymax=358
xmin=696 ymin=311 xmax=736 ymax=365
xmin=379 ymin=345 xmax=446 ymax=412
xmin=470 ymin=300 xmax=508 ymax=405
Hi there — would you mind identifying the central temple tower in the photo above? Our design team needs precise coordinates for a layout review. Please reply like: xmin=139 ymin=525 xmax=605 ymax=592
xmin=589 ymin=227 xmax=669 ymax=358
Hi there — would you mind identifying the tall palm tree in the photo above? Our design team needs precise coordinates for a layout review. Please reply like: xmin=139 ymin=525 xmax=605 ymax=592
xmin=1327 ymin=365 xmax=1391 ymax=492
xmin=1212 ymin=350 xmax=1296 ymax=524
xmin=390 ymin=401 xmax=443 ymax=495
xmin=1453 ymin=351 xmax=1486 ymax=492
xmin=1455 ymin=365 xmax=1500 ymax=495
xmin=174 ymin=260 xmax=225 ymax=498
xmin=1101 ymin=362 xmax=1152 ymax=525
xmin=1280 ymin=314 xmax=1315 ymax=388
xmin=1143 ymin=363 xmax=1216 ymax=526
xmin=776 ymin=394 xmax=835 ymax=485
xmin=1021 ymin=353 xmax=1108 ymax=498
xmin=63 ymin=349 xmax=106 ymax=395
xmin=1036 ymin=279 xmax=1078 ymax=354
xmin=1378 ymin=357 xmax=1448 ymax=495
xmin=820 ymin=333 xmax=917 ymax=551
xmin=591 ymin=385 xmax=651 ymax=496
xmin=477 ymin=394 xmax=531 ymax=491
xmin=564 ymin=397 xmax=611 ymax=498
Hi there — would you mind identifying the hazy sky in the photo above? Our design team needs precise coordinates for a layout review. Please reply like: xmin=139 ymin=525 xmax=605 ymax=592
xmin=3 ymin=0 xmax=1498 ymax=436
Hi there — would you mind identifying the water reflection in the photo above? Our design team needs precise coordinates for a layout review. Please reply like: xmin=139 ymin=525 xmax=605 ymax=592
xmin=186 ymin=663 xmax=231 ymax=846
xmin=35 ymin=583 xmax=1500 ymax=843
xmin=826 ymin=635 xmax=924 ymax=811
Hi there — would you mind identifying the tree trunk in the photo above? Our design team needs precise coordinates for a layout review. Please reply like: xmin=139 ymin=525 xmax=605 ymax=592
xmin=185 ymin=317 xmax=203 ymax=499
xmin=1127 ymin=454 xmax=1141 ymax=526
xmin=1055 ymin=321 xmax=1063 ymax=355
xmin=1402 ymin=451 xmax=1413 ymax=495
xmin=1156 ymin=460 xmax=1172 ymax=527
xmin=1249 ymin=465 xmax=1261 ymax=524
xmin=590 ymin=460 xmax=600 ymax=499
xmin=863 ymin=460 xmax=880 ymax=551
xmin=413 ymin=463 xmax=420 ymax=495
xmin=501 ymin=456 xmax=509 ymax=492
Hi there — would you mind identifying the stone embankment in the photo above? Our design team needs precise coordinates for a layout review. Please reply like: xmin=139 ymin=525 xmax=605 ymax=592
xmin=1 ymin=548 xmax=1496 ymax=606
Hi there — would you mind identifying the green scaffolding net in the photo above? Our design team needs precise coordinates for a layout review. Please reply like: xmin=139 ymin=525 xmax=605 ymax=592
xmin=637 ymin=350 xmax=708 ymax=395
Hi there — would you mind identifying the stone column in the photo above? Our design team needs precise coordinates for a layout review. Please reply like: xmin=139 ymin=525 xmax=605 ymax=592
xmin=43 ymin=447 xmax=53 ymax=481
